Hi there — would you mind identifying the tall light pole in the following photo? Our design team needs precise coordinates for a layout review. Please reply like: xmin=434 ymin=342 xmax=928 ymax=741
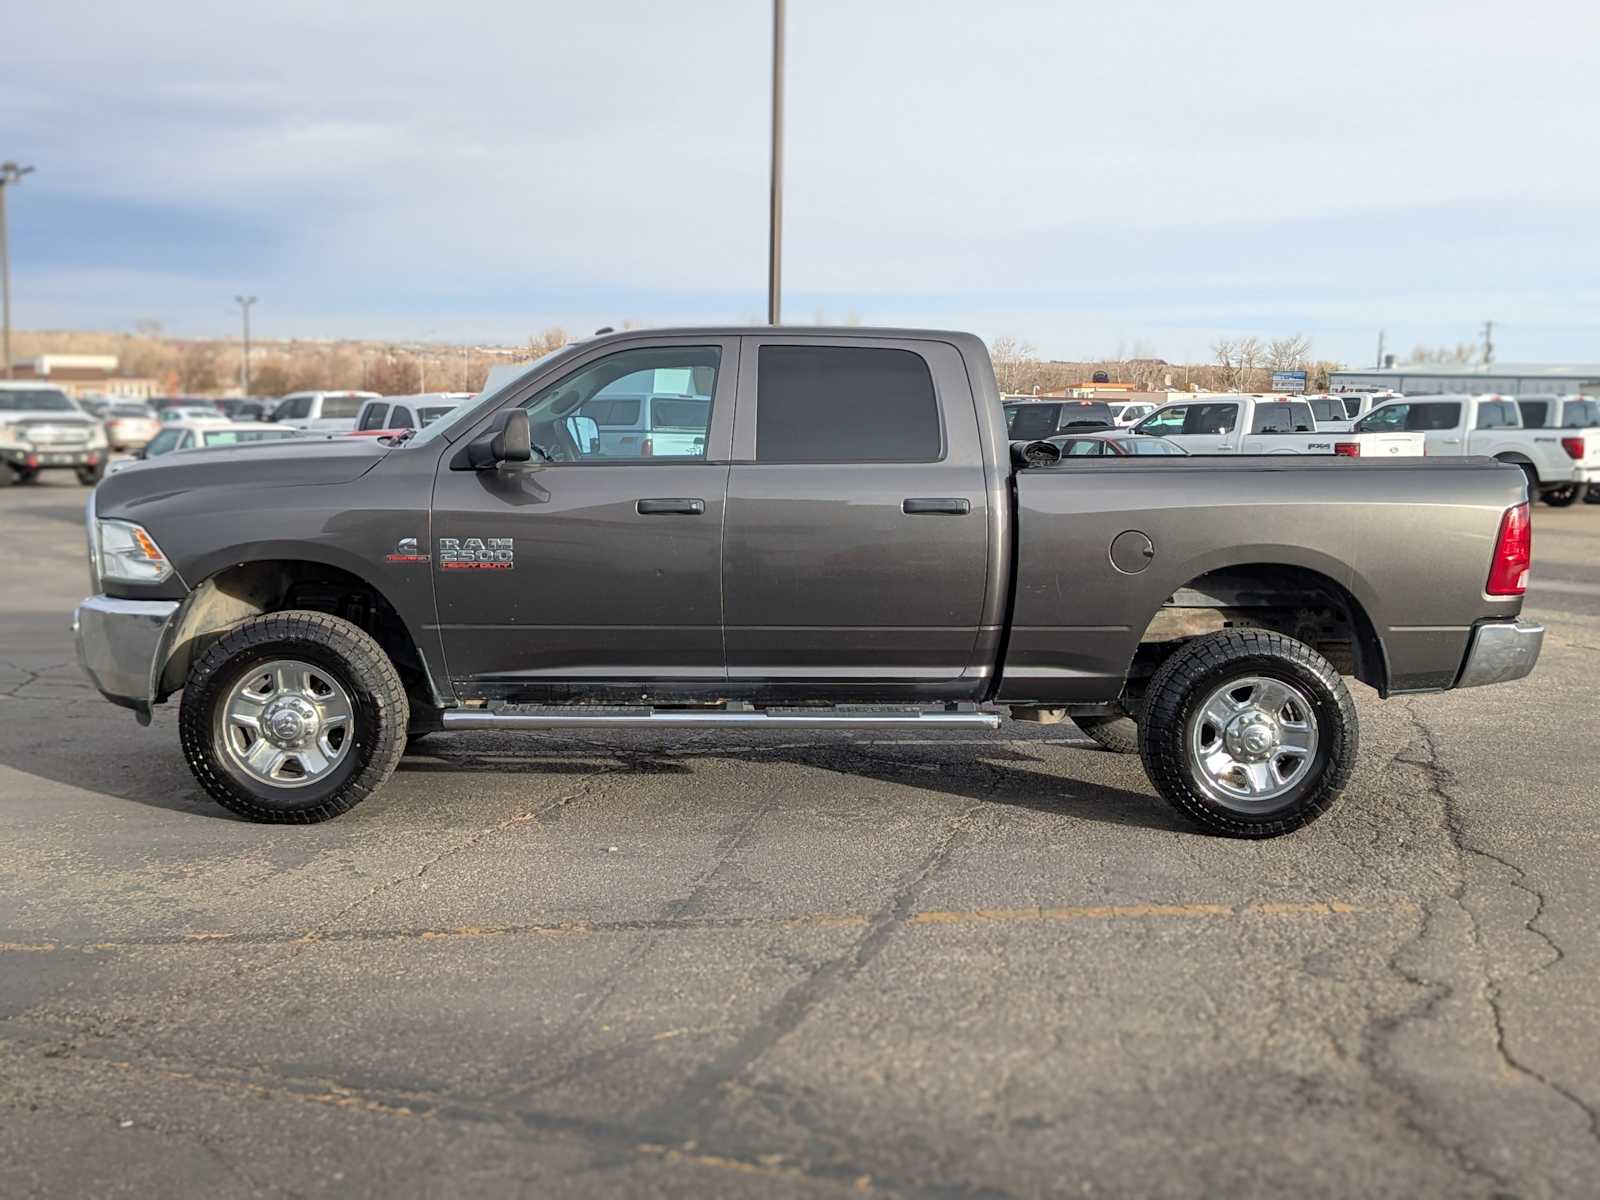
xmin=767 ymin=0 xmax=785 ymax=325
xmin=1 ymin=162 xmax=37 ymax=379
xmin=234 ymin=295 xmax=256 ymax=395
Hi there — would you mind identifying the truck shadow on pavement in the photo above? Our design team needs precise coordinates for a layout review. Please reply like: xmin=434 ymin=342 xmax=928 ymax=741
xmin=396 ymin=736 xmax=1194 ymax=834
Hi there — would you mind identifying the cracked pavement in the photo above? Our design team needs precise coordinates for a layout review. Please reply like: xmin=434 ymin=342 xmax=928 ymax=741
xmin=2 ymin=479 xmax=1598 ymax=1198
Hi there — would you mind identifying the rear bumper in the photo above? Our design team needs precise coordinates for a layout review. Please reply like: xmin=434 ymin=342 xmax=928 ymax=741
xmin=72 ymin=595 xmax=180 ymax=721
xmin=1455 ymin=618 xmax=1544 ymax=689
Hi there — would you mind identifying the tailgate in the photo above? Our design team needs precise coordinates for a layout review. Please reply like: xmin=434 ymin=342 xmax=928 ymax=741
xmin=1354 ymin=431 xmax=1425 ymax=457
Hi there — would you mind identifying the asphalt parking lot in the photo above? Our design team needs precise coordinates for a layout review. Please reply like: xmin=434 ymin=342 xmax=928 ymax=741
xmin=2 ymin=477 xmax=1598 ymax=1198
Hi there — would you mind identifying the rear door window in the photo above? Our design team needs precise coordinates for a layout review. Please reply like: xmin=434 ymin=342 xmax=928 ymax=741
xmin=1182 ymin=403 xmax=1239 ymax=435
xmin=1475 ymin=400 xmax=1519 ymax=429
xmin=358 ymin=403 xmax=390 ymax=431
xmin=1136 ymin=406 xmax=1188 ymax=435
xmin=391 ymin=407 xmax=416 ymax=429
xmin=1251 ymin=402 xmax=1314 ymax=434
xmin=1561 ymin=399 xmax=1599 ymax=427
xmin=756 ymin=345 xmax=941 ymax=463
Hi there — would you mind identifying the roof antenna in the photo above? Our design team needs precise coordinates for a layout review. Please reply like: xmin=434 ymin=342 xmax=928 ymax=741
xmin=593 ymin=326 xmax=614 ymax=336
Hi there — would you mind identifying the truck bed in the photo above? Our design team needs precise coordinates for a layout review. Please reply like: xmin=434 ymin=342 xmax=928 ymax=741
xmin=999 ymin=454 xmax=1527 ymax=703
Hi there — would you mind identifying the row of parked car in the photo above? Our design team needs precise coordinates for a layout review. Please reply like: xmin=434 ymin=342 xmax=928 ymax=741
xmin=1001 ymin=391 xmax=1600 ymax=505
xmin=0 ymin=384 xmax=478 ymax=486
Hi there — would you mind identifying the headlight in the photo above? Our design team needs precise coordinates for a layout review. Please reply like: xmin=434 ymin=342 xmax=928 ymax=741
xmin=95 ymin=519 xmax=174 ymax=584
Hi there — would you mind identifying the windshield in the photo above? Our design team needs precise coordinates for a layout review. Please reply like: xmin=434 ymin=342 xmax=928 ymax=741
xmin=0 ymin=389 xmax=76 ymax=413
xmin=409 ymin=345 xmax=577 ymax=447
xmin=110 ymin=405 xmax=152 ymax=418
xmin=203 ymin=429 xmax=300 ymax=446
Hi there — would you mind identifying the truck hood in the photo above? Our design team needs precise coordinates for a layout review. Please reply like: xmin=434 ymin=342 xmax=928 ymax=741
xmin=95 ymin=435 xmax=391 ymax=509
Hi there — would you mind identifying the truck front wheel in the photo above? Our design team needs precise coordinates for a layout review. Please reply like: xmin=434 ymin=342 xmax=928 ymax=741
xmin=179 ymin=611 xmax=408 ymax=823
xmin=1138 ymin=630 xmax=1356 ymax=838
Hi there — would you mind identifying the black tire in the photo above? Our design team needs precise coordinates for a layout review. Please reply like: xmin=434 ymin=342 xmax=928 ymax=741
xmin=1139 ymin=630 xmax=1357 ymax=838
xmin=14 ymin=467 xmax=39 ymax=485
xmin=179 ymin=611 xmax=408 ymax=823
xmin=1542 ymin=484 xmax=1581 ymax=508
xmin=1075 ymin=713 xmax=1140 ymax=753
xmin=1586 ymin=484 xmax=1600 ymax=505
xmin=76 ymin=464 xmax=106 ymax=486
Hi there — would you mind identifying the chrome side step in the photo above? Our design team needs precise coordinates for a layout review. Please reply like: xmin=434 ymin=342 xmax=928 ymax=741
xmin=440 ymin=706 xmax=1001 ymax=732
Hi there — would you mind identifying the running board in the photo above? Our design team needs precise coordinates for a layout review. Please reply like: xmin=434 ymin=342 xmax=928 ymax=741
xmin=440 ymin=706 xmax=1002 ymax=732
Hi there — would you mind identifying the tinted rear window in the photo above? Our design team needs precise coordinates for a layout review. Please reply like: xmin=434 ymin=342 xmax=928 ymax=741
xmin=757 ymin=345 xmax=941 ymax=463
xmin=1516 ymin=400 xmax=1551 ymax=427
xmin=1310 ymin=398 xmax=1346 ymax=423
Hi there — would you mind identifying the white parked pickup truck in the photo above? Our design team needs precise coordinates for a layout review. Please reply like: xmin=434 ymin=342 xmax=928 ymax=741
xmin=1514 ymin=395 xmax=1600 ymax=506
xmin=1306 ymin=391 xmax=1402 ymax=434
xmin=1356 ymin=394 xmax=1596 ymax=506
xmin=1132 ymin=394 xmax=1424 ymax=457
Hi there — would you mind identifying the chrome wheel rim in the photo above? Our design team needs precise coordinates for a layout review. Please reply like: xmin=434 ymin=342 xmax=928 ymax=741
xmin=216 ymin=659 xmax=355 ymax=789
xmin=1187 ymin=675 xmax=1318 ymax=808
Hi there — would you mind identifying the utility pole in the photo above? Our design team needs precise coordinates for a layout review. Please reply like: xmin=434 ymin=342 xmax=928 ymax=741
xmin=234 ymin=295 xmax=256 ymax=395
xmin=1 ymin=161 xmax=37 ymax=379
xmin=1481 ymin=320 xmax=1495 ymax=366
xmin=1376 ymin=329 xmax=1385 ymax=369
xmin=767 ymin=0 xmax=785 ymax=325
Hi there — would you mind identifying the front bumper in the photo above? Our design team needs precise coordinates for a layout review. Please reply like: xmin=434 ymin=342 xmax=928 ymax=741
xmin=1456 ymin=618 xmax=1544 ymax=689
xmin=73 ymin=595 xmax=180 ymax=722
xmin=3 ymin=446 xmax=103 ymax=469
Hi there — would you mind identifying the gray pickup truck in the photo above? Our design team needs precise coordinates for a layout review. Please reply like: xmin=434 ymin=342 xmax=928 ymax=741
xmin=73 ymin=327 xmax=1543 ymax=836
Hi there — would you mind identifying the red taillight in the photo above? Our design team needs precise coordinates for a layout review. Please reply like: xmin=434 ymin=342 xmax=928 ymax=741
xmin=1561 ymin=436 xmax=1584 ymax=460
xmin=1334 ymin=442 xmax=1360 ymax=457
xmin=1486 ymin=502 xmax=1531 ymax=596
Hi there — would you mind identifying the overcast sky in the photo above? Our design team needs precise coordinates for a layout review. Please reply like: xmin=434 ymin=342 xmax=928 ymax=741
xmin=5 ymin=0 xmax=1597 ymax=363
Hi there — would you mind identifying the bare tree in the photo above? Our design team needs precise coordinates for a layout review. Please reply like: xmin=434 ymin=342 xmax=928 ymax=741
xmin=1212 ymin=336 xmax=1264 ymax=391
xmin=1409 ymin=342 xmax=1479 ymax=365
xmin=1265 ymin=334 xmax=1313 ymax=372
xmin=175 ymin=342 xmax=220 ymax=393
xmin=989 ymin=335 xmax=1040 ymax=394
xmin=528 ymin=327 xmax=569 ymax=357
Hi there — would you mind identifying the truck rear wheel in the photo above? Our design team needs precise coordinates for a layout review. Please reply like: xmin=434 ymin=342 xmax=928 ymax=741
xmin=1542 ymin=484 xmax=1581 ymax=507
xmin=1074 ymin=713 xmax=1139 ymax=753
xmin=1138 ymin=630 xmax=1356 ymax=838
xmin=179 ymin=611 xmax=408 ymax=823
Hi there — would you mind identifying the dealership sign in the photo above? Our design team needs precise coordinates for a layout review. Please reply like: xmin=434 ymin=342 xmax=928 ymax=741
xmin=1270 ymin=371 xmax=1308 ymax=393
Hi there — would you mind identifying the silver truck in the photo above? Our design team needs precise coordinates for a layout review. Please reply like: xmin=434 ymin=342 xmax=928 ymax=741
xmin=72 ymin=327 xmax=1543 ymax=837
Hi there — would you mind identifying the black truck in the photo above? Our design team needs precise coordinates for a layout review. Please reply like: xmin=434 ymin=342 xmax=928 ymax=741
xmin=74 ymin=327 xmax=1543 ymax=836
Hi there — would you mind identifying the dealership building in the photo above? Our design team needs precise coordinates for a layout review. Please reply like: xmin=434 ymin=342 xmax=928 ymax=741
xmin=1328 ymin=362 xmax=1600 ymax=396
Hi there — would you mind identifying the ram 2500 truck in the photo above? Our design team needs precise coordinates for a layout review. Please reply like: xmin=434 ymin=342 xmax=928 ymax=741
xmin=73 ymin=327 xmax=1543 ymax=837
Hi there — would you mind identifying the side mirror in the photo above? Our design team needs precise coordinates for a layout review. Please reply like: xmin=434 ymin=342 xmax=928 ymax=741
xmin=466 ymin=409 xmax=532 ymax=469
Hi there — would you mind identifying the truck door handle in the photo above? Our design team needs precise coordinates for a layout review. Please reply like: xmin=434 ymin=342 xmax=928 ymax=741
xmin=902 ymin=497 xmax=971 ymax=515
xmin=636 ymin=497 xmax=705 ymax=515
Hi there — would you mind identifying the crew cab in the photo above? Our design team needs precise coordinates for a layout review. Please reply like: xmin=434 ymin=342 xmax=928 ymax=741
xmin=1355 ymin=394 xmax=1595 ymax=506
xmin=1133 ymin=394 xmax=1424 ymax=456
xmin=353 ymin=393 xmax=474 ymax=435
xmin=1305 ymin=391 xmax=1401 ymax=433
xmin=0 ymin=382 xmax=110 ymax=486
xmin=74 ymin=327 xmax=1542 ymax=838
xmin=1002 ymin=399 xmax=1117 ymax=438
